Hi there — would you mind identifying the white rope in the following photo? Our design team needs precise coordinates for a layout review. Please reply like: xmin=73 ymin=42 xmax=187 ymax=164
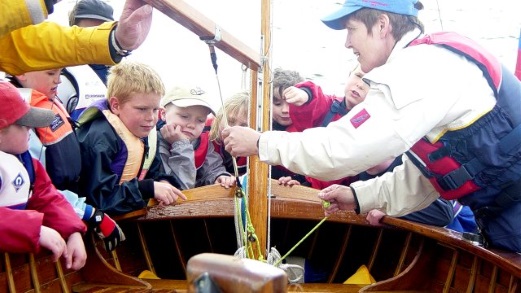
xmin=266 ymin=247 xmax=304 ymax=284
xmin=233 ymin=247 xmax=304 ymax=284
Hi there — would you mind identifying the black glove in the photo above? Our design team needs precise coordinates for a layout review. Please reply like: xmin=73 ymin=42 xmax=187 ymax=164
xmin=89 ymin=210 xmax=126 ymax=251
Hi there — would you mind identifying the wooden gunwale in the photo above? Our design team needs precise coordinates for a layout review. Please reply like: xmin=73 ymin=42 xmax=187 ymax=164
xmin=129 ymin=180 xmax=370 ymax=224
xmin=113 ymin=181 xmax=521 ymax=283
xmin=382 ymin=216 xmax=521 ymax=278
xmin=3 ymin=188 xmax=521 ymax=292
xmin=107 ymin=182 xmax=521 ymax=292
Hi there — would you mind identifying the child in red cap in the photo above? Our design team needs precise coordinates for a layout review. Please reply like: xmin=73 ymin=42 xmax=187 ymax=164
xmin=0 ymin=81 xmax=87 ymax=270
xmin=11 ymin=68 xmax=126 ymax=252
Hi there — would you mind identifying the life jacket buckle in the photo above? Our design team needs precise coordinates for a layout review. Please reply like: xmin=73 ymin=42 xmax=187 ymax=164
xmin=439 ymin=165 xmax=473 ymax=190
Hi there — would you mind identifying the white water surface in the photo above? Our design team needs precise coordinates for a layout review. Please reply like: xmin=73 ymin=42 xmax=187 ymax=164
xmin=49 ymin=0 xmax=521 ymax=110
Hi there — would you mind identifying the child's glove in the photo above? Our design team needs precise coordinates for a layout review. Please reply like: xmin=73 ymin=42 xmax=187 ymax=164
xmin=89 ymin=210 xmax=126 ymax=251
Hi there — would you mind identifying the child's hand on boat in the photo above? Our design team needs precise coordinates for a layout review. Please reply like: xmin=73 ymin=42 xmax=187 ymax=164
xmin=366 ymin=209 xmax=386 ymax=226
xmin=153 ymin=181 xmax=187 ymax=205
xmin=215 ymin=175 xmax=236 ymax=188
xmin=222 ymin=126 xmax=261 ymax=157
xmin=278 ymin=176 xmax=301 ymax=187
xmin=318 ymin=184 xmax=357 ymax=216
xmin=65 ymin=232 xmax=87 ymax=270
xmin=39 ymin=226 xmax=68 ymax=263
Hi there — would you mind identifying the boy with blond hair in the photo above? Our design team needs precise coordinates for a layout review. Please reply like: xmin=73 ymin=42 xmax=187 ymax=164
xmin=158 ymin=86 xmax=235 ymax=189
xmin=77 ymin=61 xmax=186 ymax=216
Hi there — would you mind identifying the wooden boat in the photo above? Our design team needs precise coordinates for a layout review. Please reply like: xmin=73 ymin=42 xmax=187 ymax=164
xmin=2 ymin=0 xmax=521 ymax=292
xmin=2 ymin=180 xmax=521 ymax=292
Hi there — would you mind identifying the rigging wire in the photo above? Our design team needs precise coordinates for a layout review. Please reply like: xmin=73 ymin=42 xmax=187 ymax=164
xmin=201 ymin=30 xmax=255 ymax=257
xmin=201 ymin=30 xmax=240 ymax=177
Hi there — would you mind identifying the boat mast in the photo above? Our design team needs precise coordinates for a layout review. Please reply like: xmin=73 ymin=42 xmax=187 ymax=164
xmin=144 ymin=0 xmax=270 ymax=260
xmin=246 ymin=0 xmax=272 ymax=260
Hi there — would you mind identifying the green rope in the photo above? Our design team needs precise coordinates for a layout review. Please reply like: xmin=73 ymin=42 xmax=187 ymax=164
xmin=234 ymin=183 xmax=264 ymax=260
xmin=273 ymin=216 xmax=329 ymax=267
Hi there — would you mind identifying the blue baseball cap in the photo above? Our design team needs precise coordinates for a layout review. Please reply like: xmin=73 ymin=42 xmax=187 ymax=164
xmin=321 ymin=0 xmax=419 ymax=30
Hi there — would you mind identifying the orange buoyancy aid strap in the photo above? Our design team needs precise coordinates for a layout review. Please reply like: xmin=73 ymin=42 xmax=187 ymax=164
xmin=102 ymin=109 xmax=144 ymax=184
xmin=30 ymin=92 xmax=74 ymax=146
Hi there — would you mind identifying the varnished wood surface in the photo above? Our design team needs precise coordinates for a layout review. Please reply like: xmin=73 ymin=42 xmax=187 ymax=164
xmin=137 ymin=180 xmax=370 ymax=225
xmin=114 ymin=180 xmax=521 ymax=281
xmin=5 ymin=180 xmax=519 ymax=293
xmin=187 ymin=253 xmax=287 ymax=292
xmin=382 ymin=216 xmax=521 ymax=277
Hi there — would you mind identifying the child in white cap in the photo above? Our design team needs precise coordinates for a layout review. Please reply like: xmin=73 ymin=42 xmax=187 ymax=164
xmin=158 ymin=86 xmax=236 ymax=189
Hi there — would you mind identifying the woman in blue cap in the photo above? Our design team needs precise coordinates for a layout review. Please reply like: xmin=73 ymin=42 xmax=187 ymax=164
xmin=222 ymin=0 xmax=521 ymax=253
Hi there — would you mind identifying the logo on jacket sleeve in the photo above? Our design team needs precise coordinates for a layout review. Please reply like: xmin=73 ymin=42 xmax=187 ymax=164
xmin=350 ymin=108 xmax=371 ymax=128
xmin=50 ymin=114 xmax=65 ymax=132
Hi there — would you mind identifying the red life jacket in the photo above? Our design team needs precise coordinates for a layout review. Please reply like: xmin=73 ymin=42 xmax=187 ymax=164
xmin=195 ymin=131 xmax=210 ymax=169
xmin=406 ymin=32 xmax=521 ymax=200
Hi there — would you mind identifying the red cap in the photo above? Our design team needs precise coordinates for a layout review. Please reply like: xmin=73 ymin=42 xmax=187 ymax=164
xmin=0 ymin=82 xmax=54 ymax=129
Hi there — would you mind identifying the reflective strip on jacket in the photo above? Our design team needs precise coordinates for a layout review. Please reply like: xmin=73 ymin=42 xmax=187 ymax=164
xmin=1 ymin=0 xmax=48 ymax=37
